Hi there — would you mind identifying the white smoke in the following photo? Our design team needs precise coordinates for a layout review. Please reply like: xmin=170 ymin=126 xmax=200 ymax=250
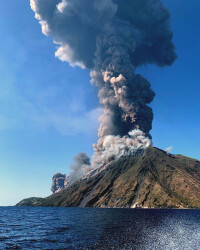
xmin=93 ymin=129 xmax=152 ymax=167
xmin=165 ymin=146 xmax=173 ymax=154
xmin=55 ymin=44 xmax=86 ymax=69
xmin=57 ymin=0 xmax=68 ymax=13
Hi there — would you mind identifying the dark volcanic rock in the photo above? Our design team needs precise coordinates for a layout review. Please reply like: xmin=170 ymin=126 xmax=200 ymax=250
xmin=17 ymin=148 xmax=200 ymax=208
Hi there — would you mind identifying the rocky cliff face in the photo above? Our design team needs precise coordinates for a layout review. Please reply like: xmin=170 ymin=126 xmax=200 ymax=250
xmin=16 ymin=148 xmax=200 ymax=208
xmin=16 ymin=197 xmax=44 ymax=207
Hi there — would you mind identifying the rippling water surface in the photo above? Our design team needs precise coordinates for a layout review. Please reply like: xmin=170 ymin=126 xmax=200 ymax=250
xmin=0 ymin=207 xmax=200 ymax=249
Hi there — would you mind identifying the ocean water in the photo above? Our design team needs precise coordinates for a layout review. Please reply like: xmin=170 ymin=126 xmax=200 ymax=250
xmin=0 ymin=207 xmax=200 ymax=249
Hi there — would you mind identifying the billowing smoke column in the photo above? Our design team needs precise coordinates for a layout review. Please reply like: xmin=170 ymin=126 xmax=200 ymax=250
xmin=93 ymin=129 xmax=151 ymax=167
xmin=51 ymin=154 xmax=91 ymax=193
xmin=30 ymin=0 xmax=176 ymax=189
xmin=51 ymin=173 xmax=67 ymax=194
xmin=68 ymin=153 xmax=91 ymax=185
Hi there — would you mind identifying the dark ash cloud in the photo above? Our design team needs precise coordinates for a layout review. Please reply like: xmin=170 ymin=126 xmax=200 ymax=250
xmin=31 ymin=0 xmax=176 ymax=186
xmin=51 ymin=173 xmax=67 ymax=194
xmin=31 ymin=0 xmax=176 ymax=142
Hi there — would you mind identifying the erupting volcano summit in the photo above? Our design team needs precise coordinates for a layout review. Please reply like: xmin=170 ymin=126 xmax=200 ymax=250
xmin=30 ymin=0 xmax=176 ymax=188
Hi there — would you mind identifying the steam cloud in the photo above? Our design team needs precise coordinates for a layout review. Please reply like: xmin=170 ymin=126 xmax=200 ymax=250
xmin=30 ymin=0 xmax=176 ymax=190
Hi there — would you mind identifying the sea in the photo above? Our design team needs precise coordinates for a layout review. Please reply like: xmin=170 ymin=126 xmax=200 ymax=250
xmin=0 ymin=207 xmax=200 ymax=249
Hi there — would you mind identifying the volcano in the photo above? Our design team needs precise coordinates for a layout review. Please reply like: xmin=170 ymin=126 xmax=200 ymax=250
xmin=17 ymin=148 xmax=200 ymax=208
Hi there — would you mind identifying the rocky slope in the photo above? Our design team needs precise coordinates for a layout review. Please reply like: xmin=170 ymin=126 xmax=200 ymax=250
xmin=16 ymin=148 xmax=200 ymax=208
xmin=16 ymin=197 xmax=44 ymax=207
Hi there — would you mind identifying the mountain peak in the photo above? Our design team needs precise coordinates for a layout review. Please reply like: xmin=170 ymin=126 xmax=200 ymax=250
xmin=16 ymin=147 xmax=200 ymax=208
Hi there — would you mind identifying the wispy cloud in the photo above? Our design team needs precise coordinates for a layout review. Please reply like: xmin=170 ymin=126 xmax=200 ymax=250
xmin=25 ymin=102 xmax=103 ymax=136
xmin=0 ymin=72 xmax=102 ymax=136
xmin=0 ymin=27 xmax=102 ymax=136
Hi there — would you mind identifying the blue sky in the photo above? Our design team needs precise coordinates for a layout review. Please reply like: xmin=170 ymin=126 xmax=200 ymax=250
xmin=0 ymin=0 xmax=199 ymax=206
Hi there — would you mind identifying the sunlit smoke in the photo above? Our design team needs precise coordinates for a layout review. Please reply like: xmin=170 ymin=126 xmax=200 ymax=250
xmin=165 ymin=146 xmax=173 ymax=154
xmin=93 ymin=129 xmax=152 ymax=167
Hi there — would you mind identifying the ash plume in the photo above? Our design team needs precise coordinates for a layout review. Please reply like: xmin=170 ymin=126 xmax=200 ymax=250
xmin=68 ymin=153 xmax=92 ymax=185
xmin=31 ymin=0 xmax=176 ymax=188
xmin=51 ymin=173 xmax=67 ymax=194
xmin=51 ymin=154 xmax=92 ymax=193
